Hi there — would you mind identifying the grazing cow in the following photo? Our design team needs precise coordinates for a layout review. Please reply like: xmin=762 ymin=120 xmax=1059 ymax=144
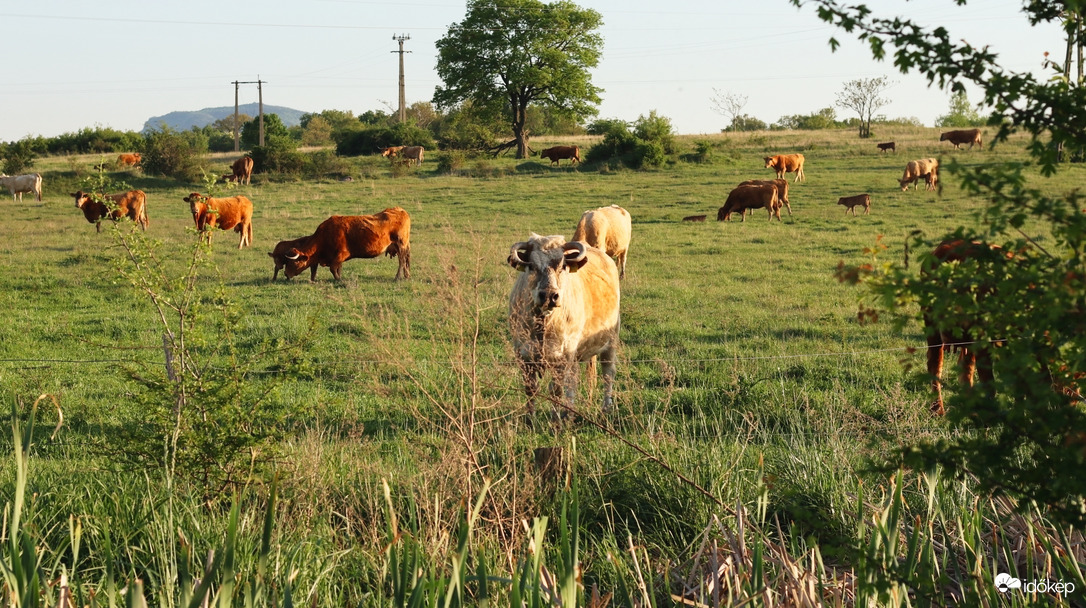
xmin=940 ymin=128 xmax=982 ymax=150
xmin=877 ymin=142 xmax=896 ymax=153
xmin=70 ymin=190 xmax=149 ymax=232
xmin=507 ymin=233 xmax=621 ymax=414
xmin=738 ymin=178 xmax=793 ymax=216
xmin=400 ymin=146 xmax=424 ymax=166
xmin=381 ymin=146 xmax=405 ymax=159
xmin=763 ymin=153 xmax=806 ymax=182
xmin=899 ymin=158 xmax=939 ymax=191
xmin=573 ymin=204 xmax=632 ymax=279
xmin=837 ymin=193 xmax=871 ymax=215
xmin=268 ymin=208 xmax=411 ymax=281
xmin=717 ymin=183 xmax=780 ymax=222
xmin=182 ymin=192 xmax=254 ymax=249
xmin=540 ymin=145 xmax=581 ymax=166
xmin=225 ymin=156 xmax=254 ymax=185
xmin=117 ymin=153 xmax=141 ymax=167
xmin=0 ymin=173 xmax=43 ymax=202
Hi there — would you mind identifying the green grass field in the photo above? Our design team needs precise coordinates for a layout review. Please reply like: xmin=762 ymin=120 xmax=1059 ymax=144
xmin=1 ymin=127 xmax=1083 ymax=606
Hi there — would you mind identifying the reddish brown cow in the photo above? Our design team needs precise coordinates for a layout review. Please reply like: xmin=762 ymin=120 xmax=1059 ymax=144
xmin=837 ymin=193 xmax=871 ymax=215
xmin=717 ymin=184 xmax=780 ymax=222
xmin=763 ymin=153 xmax=805 ymax=182
xmin=117 ymin=153 xmax=141 ymax=167
xmin=738 ymin=178 xmax=792 ymax=216
xmin=540 ymin=146 xmax=581 ymax=166
xmin=921 ymin=239 xmax=1005 ymax=415
xmin=183 ymin=192 xmax=254 ymax=248
xmin=268 ymin=208 xmax=411 ymax=281
xmin=224 ymin=156 xmax=254 ymax=185
xmin=70 ymin=190 xmax=149 ymax=232
xmin=876 ymin=142 xmax=896 ymax=153
xmin=940 ymin=128 xmax=982 ymax=150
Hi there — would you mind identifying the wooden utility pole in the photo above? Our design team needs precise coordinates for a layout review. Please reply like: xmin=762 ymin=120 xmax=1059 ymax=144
xmin=391 ymin=34 xmax=411 ymax=123
xmin=231 ymin=78 xmax=266 ymax=150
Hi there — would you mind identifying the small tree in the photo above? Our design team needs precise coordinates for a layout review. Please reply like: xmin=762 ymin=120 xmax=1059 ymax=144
xmin=241 ymin=113 xmax=291 ymax=149
xmin=434 ymin=0 xmax=604 ymax=158
xmin=710 ymin=89 xmax=749 ymax=132
xmin=727 ymin=114 xmax=767 ymax=132
xmin=935 ymin=91 xmax=985 ymax=127
xmin=835 ymin=76 xmax=892 ymax=138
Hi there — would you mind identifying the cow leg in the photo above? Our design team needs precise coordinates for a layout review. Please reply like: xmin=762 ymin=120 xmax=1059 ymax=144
xmin=311 ymin=265 xmax=322 ymax=282
xmin=617 ymin=251 xmax=627 ymax=279
xmin=96 ymin=221 xmax=102 ymax=234
xmin=959 ymin=348 xmax=977 ymax=388
xmin=784 ymin=202 xmax=793 ymax=216
xmin=599 ymin=345 xmax=616 ymax=413
xmin=520 ymin=360 xmax=543 ymax=415
xmin=926 ymin=329 xmax=947 ymax=415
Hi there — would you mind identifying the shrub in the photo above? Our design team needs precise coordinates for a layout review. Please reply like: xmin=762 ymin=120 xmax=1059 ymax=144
xmin=436 ymin=150 xmax=466 ymax=174
xmin=585 ymin=112 xmax=676 ymax=169
xmin=251 ymin=136 xmax=305 ymax=176
xmin=140 ymin=127 xmax=207 ymax=182
xmin=303 ymin=149 xmax=350 ymax=180
xmin=2 ymin=140 xmax=37 ymax=174
xmin=335 ymin=123 xmax=436 ymax=157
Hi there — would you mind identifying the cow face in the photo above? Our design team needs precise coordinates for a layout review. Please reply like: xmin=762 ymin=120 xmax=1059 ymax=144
xmin=508 ymin=235 xmax=588 ymax=313
xmin=70 ymin=191 xmax=90 ymax=209
xmin=269 ymin=239 xmax=310 ymax=280
xmin=763 ymin=156 xmax=775 ymax=169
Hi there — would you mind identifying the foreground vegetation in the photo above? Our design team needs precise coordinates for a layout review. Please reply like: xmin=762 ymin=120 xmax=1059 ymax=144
xmin=1 ymin=127 xmax=1083 ymax=606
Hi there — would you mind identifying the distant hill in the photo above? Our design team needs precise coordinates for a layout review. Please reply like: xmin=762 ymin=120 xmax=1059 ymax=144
xmin=142 ymin=103 xmax=308 ymax=132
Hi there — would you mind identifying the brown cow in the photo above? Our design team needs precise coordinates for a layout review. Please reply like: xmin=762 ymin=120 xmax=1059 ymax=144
xmin=381 ymin=146 xmax=405 ymax=159
xmin=940 ymin=128 xmax=982 ymax=150
xmin=764 ymin=153 xmax=805 ymax=182
xmin=876 ymin=142 xmax=896 ymax=153
xmin=738 ymin=178 xmax=792 ymax=216
xmin=921 ymin=240 xmax=1005 ymax=415
xmin=183 ymin=192 xmax=254 ymax=248
xmin=220 ymin=156 xmax=253 ymax=185
xmin=540 ymin=146 xmax=581 ymax=166
xmin=837 ymin=193 xmax=871 ymax=215
xmin=70 ymin=190 xmax=149 ymax=232
xmin=117 ymin=153 xmax=141 ymax=167
xmin=717 ymin=184 xmax=780 ymax=222
xmin=268 ymin=208 xmax=411 ymax=281
xmin=899 ymin=158 xmax=939 ymax=191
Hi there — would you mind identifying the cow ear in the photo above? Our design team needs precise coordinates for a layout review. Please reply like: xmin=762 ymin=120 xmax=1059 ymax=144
xmin=563 ymin=241 xmax=588 ymax=272
xmin=508 ymin=241 xmax=530 ymax=271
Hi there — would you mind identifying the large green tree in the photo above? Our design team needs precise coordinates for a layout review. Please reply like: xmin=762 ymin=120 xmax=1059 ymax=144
xmin=800 ymin=0 xmax=1086 ymax=526
xmin=433 ymin=0 xmax=603 ymax=158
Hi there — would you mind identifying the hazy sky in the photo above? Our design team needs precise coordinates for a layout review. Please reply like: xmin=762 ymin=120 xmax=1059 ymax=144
xmin=0 ymin=1 xmax=1065 ymax=143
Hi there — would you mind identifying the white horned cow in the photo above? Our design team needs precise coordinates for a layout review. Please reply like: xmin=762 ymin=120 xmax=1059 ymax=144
xmin=572 ymin=204 xmax=632 ymax=279
xmin=507 ymin=234 xmax=621 ymax=415
xmin=0 ymin=173 xmax=43 ymax=202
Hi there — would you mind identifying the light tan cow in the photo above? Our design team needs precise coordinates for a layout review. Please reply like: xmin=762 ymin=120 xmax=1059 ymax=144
xmin=899 ymin=158 xmax=939 ymax=191
xmin=507 ymin=234 xmax=621 ymax=414
xmin=573 ymin=204 xmax=632 ymax=279
xmin=1 ymin=173 xmax=43 ymax=202
xmin=764 ymin=153 xmax=806 ymax=182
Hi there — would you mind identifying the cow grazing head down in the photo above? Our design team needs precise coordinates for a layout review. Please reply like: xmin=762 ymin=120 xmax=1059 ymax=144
xmin=508 ymin=235 xmax=589 ymax=312
xmin=269 ymin=239 xmax=312 ymax=280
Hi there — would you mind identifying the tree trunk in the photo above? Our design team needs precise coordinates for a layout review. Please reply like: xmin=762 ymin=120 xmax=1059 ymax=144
xmin=511 ymin=98 xmax=530 ymax=159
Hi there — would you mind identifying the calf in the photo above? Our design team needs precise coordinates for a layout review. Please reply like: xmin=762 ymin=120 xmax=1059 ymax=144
xmin=182 ymin=192 xmax=254 ymax=248
xmin=573 ymin=205 xmax=632 ymax=279
xmin=837 ymin=193 xmax=871 ymax=215
xmin=268 ymin=208 xmax=411 ymax=281
xmin=0 ymin=173 xmax=43 ymax=202
xmin=877 ymin=141 xmax=896 ymax=153
xmin=70 ymin=190 xmax=149 ymax=232
xmin=507 ymin=234 xmax=621 ymax=415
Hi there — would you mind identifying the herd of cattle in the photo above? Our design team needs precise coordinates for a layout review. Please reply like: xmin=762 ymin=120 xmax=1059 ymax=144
xmin=0 ymin=128 xmax=990 ymax=415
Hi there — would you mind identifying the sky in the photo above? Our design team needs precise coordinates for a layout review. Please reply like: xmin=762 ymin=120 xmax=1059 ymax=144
xmin=0 ymin=1 xmax=1066 ymax=143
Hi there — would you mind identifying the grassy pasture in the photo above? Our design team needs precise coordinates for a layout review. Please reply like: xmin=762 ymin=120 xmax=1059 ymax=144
xmin=1 ymin=127 xmax=1083 ymax=605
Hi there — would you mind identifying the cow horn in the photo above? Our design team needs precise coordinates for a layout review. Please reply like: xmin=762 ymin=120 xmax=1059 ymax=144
xmin=563 ymin=241 xmax=588 ymax=272
xmin=507 ymin=241 xmax=530 ymax=271
xmin=284 ymin=251 xmax=301 ymax=260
